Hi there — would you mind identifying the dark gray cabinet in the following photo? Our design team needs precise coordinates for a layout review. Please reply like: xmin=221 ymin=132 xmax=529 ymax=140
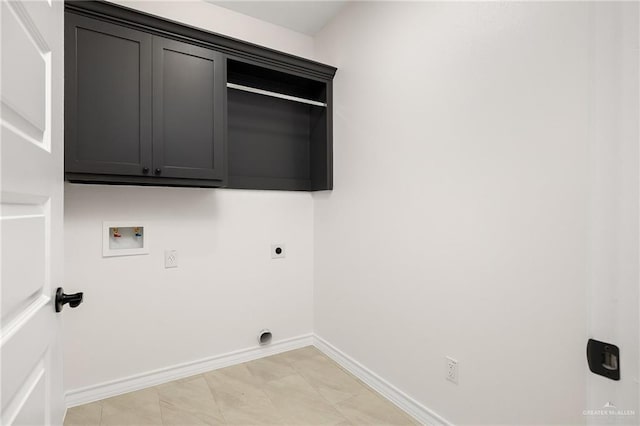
xmin=65 ymin=14 xmax=153 ymax=177
xmin=226 ymin=59 xmax=331 ymax=190
xmin=65 ymin=14 xmax=225 ymax=187
xmin=64 ymin=1 xmax=336 ymax=190
xmin=153 ymin=38 xmax=225 ymax=180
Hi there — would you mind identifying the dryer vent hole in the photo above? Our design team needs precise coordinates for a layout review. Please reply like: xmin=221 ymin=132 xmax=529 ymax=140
xmin=258 ymin=330 xmax=272 ymax=345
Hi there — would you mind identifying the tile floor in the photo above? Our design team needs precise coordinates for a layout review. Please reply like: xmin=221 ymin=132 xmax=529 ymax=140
xmin=64 ymin=346 xmax=418 ymax=426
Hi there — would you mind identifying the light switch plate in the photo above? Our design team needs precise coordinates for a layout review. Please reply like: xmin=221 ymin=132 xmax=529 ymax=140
xmin=165 ymin=250 xmax=178 ymax=268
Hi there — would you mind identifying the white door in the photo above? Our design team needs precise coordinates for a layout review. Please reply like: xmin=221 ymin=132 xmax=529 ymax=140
xmin=1 ymin=0 xmax=66 ymax=424
xmin=586 ymin=2 xmax=639 ymax=425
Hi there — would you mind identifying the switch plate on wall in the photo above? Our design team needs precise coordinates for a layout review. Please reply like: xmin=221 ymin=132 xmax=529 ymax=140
xmin=165 ymin=250 xmax=178 ymax=268
xmin=446 ymin=356 xmax=458 ymax=384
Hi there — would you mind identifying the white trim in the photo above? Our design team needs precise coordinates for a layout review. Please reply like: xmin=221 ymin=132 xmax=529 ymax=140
xmin=65 ymin=333 xmax=313 ymax=408
xmin=313 ymin=335 xmax=451 ymax=426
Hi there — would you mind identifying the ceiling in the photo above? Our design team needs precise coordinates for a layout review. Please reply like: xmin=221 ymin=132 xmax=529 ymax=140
xmin=207 ymin=1 xmax=348 ymax=35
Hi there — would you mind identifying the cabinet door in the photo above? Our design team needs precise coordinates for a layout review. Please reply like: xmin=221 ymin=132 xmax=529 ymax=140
xmin=152 ymin=37 xmax=225 ymax=181
xmin=65 ymin=14 xmax=152 ymax=176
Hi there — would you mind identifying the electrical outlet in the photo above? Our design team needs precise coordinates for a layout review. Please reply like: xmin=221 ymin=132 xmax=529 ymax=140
xmin=271 ymin=244 xmax=285 ymax=259
xmin=164 ymin=250 xmax=178 ymax=268
xmin=446 ymin=356 xmax=458 ymax=384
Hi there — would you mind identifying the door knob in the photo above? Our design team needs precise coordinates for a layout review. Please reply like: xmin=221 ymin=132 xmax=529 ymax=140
xmin=154 ymin=168 xmax=161 ymax=175
xmin=142 ymin=167 xmax=149 ymax=174
xmin=55 ymin=287 xmax=83 ymax=313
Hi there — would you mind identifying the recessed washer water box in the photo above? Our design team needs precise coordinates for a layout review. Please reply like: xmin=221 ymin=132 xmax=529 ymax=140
xmin=102 ymin=221 xmax=149 ymax=257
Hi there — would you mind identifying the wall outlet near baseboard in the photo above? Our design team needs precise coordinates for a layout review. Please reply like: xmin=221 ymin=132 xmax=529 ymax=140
xmin=445 ymin=356 xmax=458 ymax=384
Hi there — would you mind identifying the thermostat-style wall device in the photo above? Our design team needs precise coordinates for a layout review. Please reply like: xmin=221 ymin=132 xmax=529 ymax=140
xmin=102 ymin=221 xmax=149 ymax=257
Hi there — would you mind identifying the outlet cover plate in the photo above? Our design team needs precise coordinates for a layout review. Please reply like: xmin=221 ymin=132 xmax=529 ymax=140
xmin=446 ymin=356 xmax=458 ymax=384
xmin=165 ymin=250 xmax=178 ymax=268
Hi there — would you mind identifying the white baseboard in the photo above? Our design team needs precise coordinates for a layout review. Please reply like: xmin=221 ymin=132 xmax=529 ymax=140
xmin=67 ymin=333 xmax=450 ymax=426
xmin=313 ymin=335 xmax=451 ymax=426
xmin=65 ymin=333 xmax=313 ymax=408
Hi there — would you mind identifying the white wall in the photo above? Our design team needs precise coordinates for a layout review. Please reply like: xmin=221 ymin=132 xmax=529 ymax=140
xmin=62 ymin=0 xmax=315 ymax=392
xmin=313 ymin=2 xmax=637 ymax=424
xmin=109 ymin=0 xmax=314 ymax=57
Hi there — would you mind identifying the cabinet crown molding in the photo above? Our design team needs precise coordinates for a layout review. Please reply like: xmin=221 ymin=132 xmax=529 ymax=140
xmin=65 ymin=1 xmax=337 ymax=81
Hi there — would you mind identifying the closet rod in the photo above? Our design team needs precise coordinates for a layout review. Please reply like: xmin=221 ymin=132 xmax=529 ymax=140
xmin=227 ymin=83 xmax=327 ymax=107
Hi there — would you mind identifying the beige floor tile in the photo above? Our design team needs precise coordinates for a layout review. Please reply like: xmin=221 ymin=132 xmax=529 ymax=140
xmin=100 ymin=387 xmax=162 ymax=426
xmin=68 ymin=347 xmax=418 ymax=426
xmin=262 ymin=374 xmax=348 ymax=425
xmin=156 ymin=376 xmax=225 ymax=425
xmin=218 ymin=396 xmax=287 ymax=425
xmin=64 ymin=402 xmax=102 ymax=426
xmin=204 ymin=363 xmax=267 ymax=409
xmin=291 ymin=355 xmax=369 ymax=405
xmin=160 ymin=401 xmax=225 ymax=425
xmin=300 ymin=367 xmax=369 ymax=405
xmin=205 ymin=364 xmax=285 ymax=425
xmin=156 ymin=375 xmax=215 ymax=405
xmin=245 ymin=354 xmax=298 ymax=383
xmin=335 ymin=391 xmax=418 ymax=426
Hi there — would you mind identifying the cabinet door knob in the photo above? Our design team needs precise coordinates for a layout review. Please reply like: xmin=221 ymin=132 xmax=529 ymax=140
xmin=142 ymin=167 xmax=149 ymax=174
xmin=154 ymin=168 xmax=162 ymax=175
